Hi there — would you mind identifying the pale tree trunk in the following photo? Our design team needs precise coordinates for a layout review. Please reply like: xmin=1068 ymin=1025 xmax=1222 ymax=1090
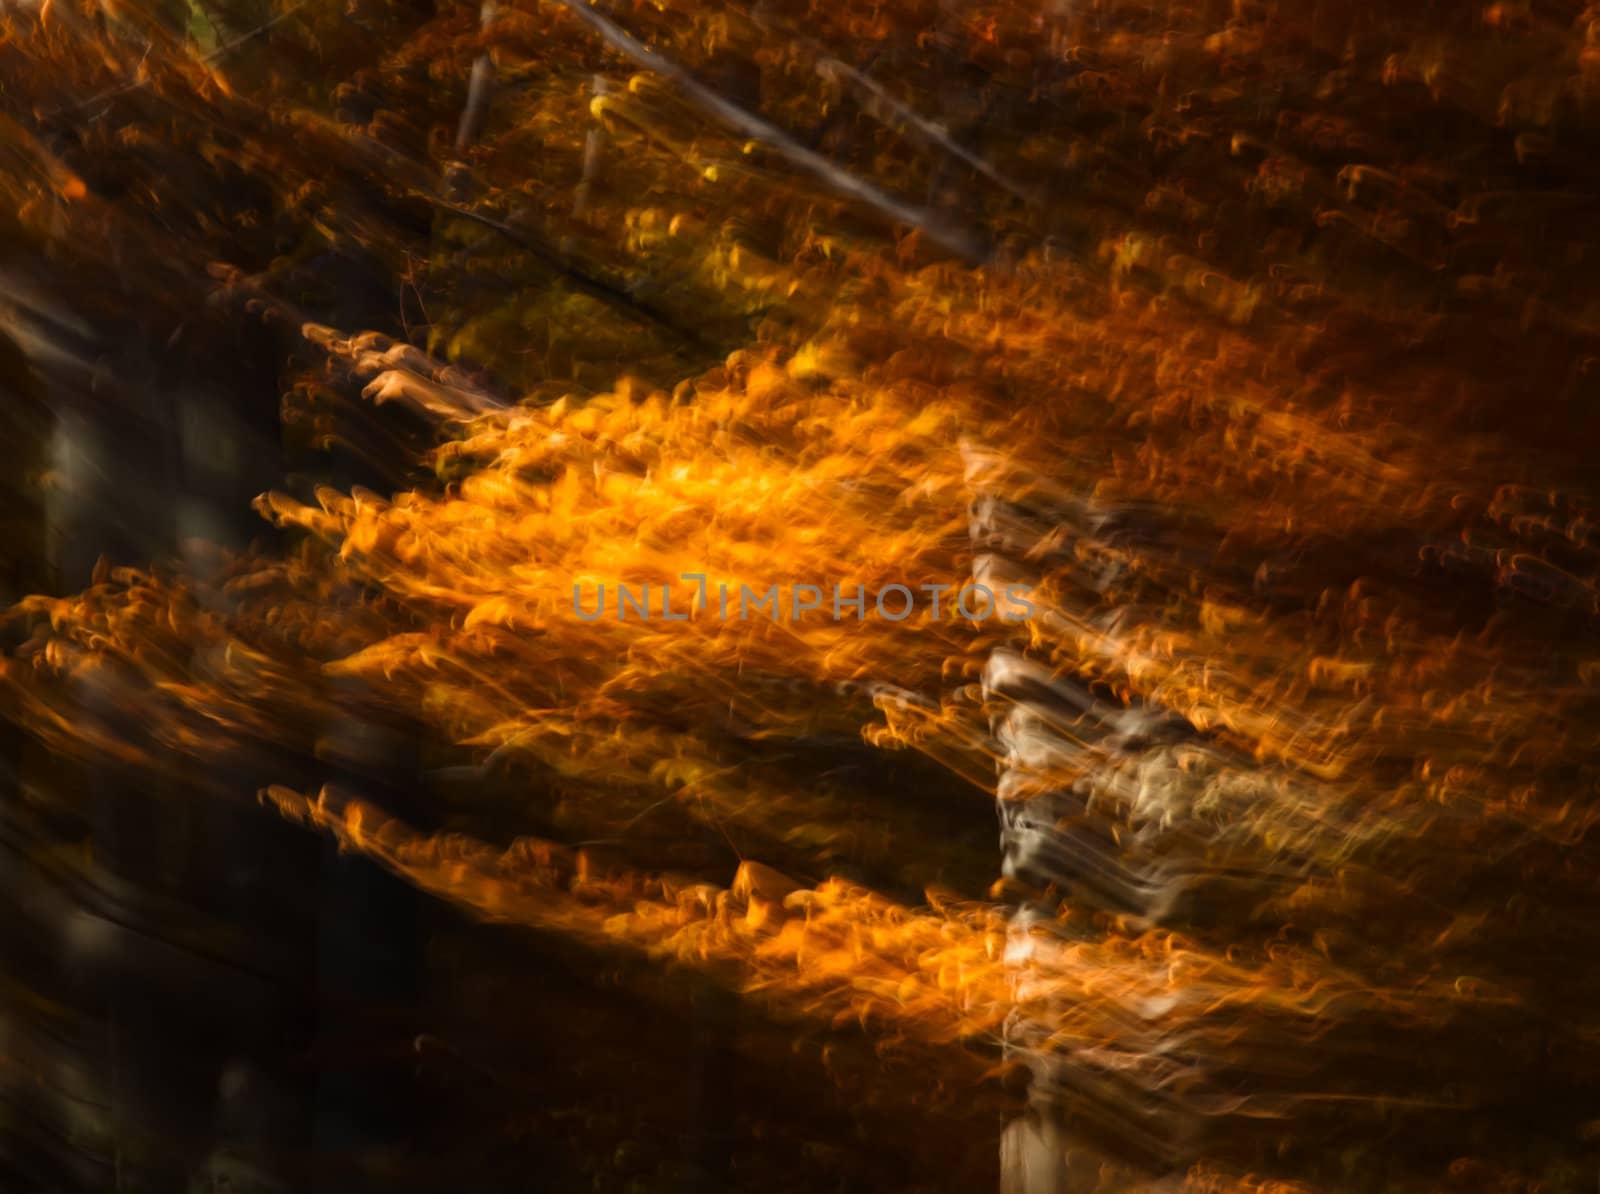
xmin=572 ymin=74 xmax=612 ymax=218
xmin=966 ymin=445 xmax=1154 ymax=1193
xmin=454 ymin=1 xmax=499 ymax=154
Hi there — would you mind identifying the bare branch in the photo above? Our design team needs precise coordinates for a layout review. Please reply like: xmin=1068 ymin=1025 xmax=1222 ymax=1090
xmin=454 ymin=0 xmax=499 ymax=154
xmin=746 ymin=8 xmax=1035 ymax=205
xmin=542 ymin=0 xmax=990 ymax=264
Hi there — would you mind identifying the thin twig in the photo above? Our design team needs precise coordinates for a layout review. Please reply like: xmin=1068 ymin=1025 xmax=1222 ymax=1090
xmin=42 ymin=0 xmax=313 ymax=120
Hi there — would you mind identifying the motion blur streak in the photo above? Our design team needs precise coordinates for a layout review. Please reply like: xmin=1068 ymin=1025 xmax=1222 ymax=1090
xmin=2 ymin=0 xmax=1600 ymax=1190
